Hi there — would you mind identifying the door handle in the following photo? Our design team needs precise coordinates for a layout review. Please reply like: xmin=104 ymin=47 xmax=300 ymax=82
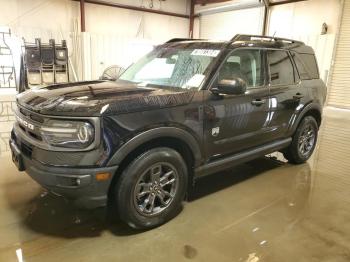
xmin=251 ymin=99 xmax=266 ymax=106
xmin=293 ymin=93 xmax=304 ymax=100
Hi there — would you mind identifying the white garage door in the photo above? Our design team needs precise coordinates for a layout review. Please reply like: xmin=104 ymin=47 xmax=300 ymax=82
xmin=328 ymin=1 xmax=350 ymax=109
xmin=199 ymin=7 xmax=264 ymax=40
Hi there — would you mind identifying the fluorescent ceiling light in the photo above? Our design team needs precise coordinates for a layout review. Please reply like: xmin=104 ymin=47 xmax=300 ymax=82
xmin=195 ymin=0 xmax=263 ymax=15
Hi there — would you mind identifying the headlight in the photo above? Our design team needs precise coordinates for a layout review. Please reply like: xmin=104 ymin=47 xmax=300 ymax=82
xmin=40 ymin=120 xmax=94 ymax=149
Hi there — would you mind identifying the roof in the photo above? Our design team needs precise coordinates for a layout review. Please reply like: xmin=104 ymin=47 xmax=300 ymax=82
xmin=163 ymin=39 xmax=229 ymax=49
xmin=164 ymin=34 xmax=315 ymax=54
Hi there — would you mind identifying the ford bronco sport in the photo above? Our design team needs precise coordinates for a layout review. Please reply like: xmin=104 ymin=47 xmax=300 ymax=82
xmin=10 ymin=34 xmax=326 ymax=229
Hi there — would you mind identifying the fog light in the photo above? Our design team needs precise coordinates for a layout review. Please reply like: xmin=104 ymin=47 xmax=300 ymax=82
xmin=96 ymin=172 xmax=111 ymax=181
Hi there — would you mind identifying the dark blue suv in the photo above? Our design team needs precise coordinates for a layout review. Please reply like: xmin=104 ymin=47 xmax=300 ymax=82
xmin=10 ymin=35 xmax=326 ymax=229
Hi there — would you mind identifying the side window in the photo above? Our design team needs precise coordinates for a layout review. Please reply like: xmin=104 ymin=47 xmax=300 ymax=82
xmin=299 ymin=53 xmax=319 ymax=79
xmin=291 ymin=52 xmax=311 ymax=80
xmin=267 ymin=50 xmax=295 ymax=85
xmin=218 ymin=49 xmax=264 ymax=88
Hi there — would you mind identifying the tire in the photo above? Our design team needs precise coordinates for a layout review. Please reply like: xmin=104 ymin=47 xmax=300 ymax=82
xmin=283 ymin=116 xmax=318 ymax=164
xmin=115 ymin=147 xmax=188 ymax=229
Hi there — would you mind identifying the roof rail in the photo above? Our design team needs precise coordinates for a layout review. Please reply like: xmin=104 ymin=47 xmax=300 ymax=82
xmin=231 ymin=34 xmax=304 ymax=45
xmin=165 ymin=38 xmax=205 ymax=43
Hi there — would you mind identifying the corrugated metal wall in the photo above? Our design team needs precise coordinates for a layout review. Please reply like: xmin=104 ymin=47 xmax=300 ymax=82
xmin=327 ymin=0 xmax=350 ymax=109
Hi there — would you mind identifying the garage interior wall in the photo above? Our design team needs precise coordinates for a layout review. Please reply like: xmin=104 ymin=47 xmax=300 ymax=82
xmin=85 ymin=1 xmax=189 ymax=80
xmin=193 ymin=0 xmax=264 ymax=39
xmin=268 ymin=0 xmax=341 ymax=84
xmin=196 ymin=6 xmax=264 ymax=40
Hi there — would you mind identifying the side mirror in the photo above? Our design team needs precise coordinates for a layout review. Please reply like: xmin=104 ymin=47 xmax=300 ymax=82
xmin=212 ymin=78 xmax=247 ymax=95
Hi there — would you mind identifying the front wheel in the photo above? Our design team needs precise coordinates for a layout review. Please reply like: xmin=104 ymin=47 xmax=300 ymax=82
xmin=114 ymin=147 xmax=188 ymax=229
xmin=283 ymin=116 xmax=318 ymax=164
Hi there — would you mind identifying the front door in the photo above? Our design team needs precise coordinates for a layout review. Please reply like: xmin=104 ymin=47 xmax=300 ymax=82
xmin=204 ymin=48 xmax=271 ymax=161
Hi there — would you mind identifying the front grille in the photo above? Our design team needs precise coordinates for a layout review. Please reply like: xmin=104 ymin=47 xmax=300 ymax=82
xmin=30 ymin=113 xmax=44 ymax=123
xmin=19 ymin=107 xmax=45 ymax=123
xmin=19 ymin=124 xmax=26 ymax=133
xmin=19 ymin=107 xmax=29 ymax=117
xmin=28 ymin=130 xmax=42 ymax=141
xmin=16 ymin=106 xmax=44 ymax=141
xmin=18 ymin=122 xmax=43 ymax=141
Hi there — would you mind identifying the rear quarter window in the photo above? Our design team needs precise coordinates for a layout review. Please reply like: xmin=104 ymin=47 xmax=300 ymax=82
xmin=292 ymin=52 xmax=319 ymax=80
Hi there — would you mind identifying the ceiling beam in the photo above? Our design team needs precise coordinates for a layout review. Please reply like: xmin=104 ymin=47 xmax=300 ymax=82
xmin=72 ymin=0 xmax=189 ymax=19
xmin=269 ymin=0 xmax=308 ymax=7
xmin=195 ymin=0 xmax=232 ymax=5
xmin=262 ymin=0 xmax=269 ymax=7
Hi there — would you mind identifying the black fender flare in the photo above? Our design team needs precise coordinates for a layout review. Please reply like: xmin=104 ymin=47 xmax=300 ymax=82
xmin=106 ymin=127 xmax=202 ymax=167
xmin=289 ymin=102 xmax=322 ymax=134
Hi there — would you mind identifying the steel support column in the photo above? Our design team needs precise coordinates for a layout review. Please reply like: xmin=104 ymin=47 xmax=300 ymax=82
xmin=262 ymin=0 xmax=269 ymax=36
xmin=189 ymin=0 xmax=195 ymax=38
xmin=80 ymin=0 xmax=86 ymax=32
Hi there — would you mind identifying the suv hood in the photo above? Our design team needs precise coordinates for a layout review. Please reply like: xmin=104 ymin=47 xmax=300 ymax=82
xmin=17 ymin=80 xmax=195 ymax=117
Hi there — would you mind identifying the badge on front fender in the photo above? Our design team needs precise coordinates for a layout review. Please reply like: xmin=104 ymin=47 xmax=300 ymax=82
xmin=212 ymin=127 xmax=220 ymax=137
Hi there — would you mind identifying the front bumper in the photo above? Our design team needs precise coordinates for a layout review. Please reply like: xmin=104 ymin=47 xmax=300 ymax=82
xmin=10 ymin=137 xmax=118 ymax=209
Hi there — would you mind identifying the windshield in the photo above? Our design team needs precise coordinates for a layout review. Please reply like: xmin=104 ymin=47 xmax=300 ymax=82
xmin=119 ymin=47 xmax=221 ymax=89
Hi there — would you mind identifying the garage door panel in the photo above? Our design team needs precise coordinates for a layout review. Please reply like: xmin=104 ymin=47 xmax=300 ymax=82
xmin=199 ymin=7 xmax=264 ymax=40
xmin=328 ymin=1 xmax=350 ymax=109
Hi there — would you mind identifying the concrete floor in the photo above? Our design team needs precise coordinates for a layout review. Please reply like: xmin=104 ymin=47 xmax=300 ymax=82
xmin=0 ymin=108 xmax=350 ymax=262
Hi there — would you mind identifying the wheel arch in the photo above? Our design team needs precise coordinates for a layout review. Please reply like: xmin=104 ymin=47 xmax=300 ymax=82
xmin=291 ymin=103 xmax=322 ymax=134
xmin=106 ymin=127 xmax=202 ymax=199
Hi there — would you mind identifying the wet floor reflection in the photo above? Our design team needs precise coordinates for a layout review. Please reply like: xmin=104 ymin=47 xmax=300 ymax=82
xmin=0 ymin=153 xmax=314 ymax=261
xmin=4 ymin=154 xmax=304 ymax=239
xmin=0 ymin=109 xmax=350 ymax=261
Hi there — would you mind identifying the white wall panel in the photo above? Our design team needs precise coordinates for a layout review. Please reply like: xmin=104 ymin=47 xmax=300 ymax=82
xmin=268 ymin=0 xmax=340 ymax=37
xmin=199 ymin=6 xmax=264 ymax=40
xmin=0 ymin=0 xmax=78 ymax=47
xmin=84 ymin=3 xmax=189 ymax=79
xmin=268 ymin=0 xmax=341 ymax=85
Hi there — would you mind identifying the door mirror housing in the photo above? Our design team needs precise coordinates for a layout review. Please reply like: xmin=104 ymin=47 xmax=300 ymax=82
xmin=212 ymin=78 xmax=247 ymax=95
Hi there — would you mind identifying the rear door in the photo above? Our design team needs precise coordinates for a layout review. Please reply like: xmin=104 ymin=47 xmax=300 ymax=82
xmin=266 ymin=49 xmax=308 ymax=139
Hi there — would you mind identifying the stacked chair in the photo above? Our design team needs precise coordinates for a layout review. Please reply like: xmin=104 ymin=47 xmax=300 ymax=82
xmin=25 ymin=39 xmax=42 ymax=86
xmin=54 ymin=40 xmax=69 ymax=83
xmin=41 ymin=39 xmax=55 ymax=85
xmin=22 ymin=38 xmax=69 ymax=89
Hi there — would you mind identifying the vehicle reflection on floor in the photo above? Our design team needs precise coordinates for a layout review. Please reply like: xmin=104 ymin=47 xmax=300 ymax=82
xmin=0 ymin=108 xmax=349 ymax=261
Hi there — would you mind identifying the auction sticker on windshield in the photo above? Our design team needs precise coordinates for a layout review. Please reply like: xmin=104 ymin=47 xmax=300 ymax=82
xmin=191 ymin=49 xmax=220 ymax=57
xmin=184 ymin=74 xmax=205 ymax=88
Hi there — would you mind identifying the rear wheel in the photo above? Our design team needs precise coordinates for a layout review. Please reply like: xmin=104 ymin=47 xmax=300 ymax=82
xmin=283 ymin=116 xmax=318 ymax=164
xmin=115 ymin=147 xmax=187 ymax=229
